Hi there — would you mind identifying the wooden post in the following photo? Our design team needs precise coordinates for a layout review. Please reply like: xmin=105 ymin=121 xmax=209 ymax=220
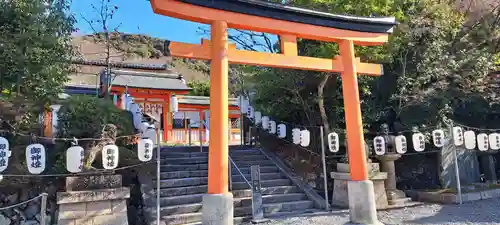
xmin=339 ymin=40 xmax=368 ymax=181
xmin=207 ymin=20 xmax=230 ymax=194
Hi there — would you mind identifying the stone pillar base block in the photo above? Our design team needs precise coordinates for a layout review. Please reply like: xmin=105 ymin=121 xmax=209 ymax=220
xmin=348 ymin=180 xmax=383 ymax=225
xmin=202 ymin=193 xmax=234 ymax=225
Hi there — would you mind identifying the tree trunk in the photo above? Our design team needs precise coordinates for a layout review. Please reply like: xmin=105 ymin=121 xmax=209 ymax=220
xmin=318 ymin=73 xmax=331 ymax=135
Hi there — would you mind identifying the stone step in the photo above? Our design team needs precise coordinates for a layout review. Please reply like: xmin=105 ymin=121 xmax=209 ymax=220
xmin=160 ymin=170 xmax=208 ymax=179
xmin=159 ymin=185 xmax=301 ymax=198
xmin=234 ymin=200 xmax=315 ymax=217
xmin=160 ymin=193 xmax=205 ymax=206
xmin=160 ymin=156 xmax=272 ymax=165
xmin=229 ymin=154 xmax=268 ymax=161
xmin=161 ymin=193 xmax=307 ymax=215
xmin=233 ymin=193 xmax=308 ymax=208
xmin=162 ymin=157 xmax=208 ymax=164
xmin=159 ymin=170 xmax=283 ymax=181
xmin=160 ymin=164 xmax=279 ymax=173
xmin=155 ymin=178 xmax=292 ymax=190
xmin=162 ymin=213 xmax=248 ymax=225
xmin=232 ymin=179 xmax=291 ymax=190
xmin=160 ymin=151 xmax=208 ymax=158
xmin=160 ymin=149 xmax=261 ymax=157
xmin=161 ymin=164 xmax=208 ymax=171
xmin=162 ymin=160 xmax=275 ymax=168
xmin=156 ymin=177 xmax=208 ymax=188
xmin=231 ymin=172 xmax=284 ymax=182
xmin=235 ymin=166 xmax=279 ymax=174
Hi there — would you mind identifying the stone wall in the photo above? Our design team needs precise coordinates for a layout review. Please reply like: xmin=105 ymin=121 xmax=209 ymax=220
xmin=0 ymin=182 xmax=59 ymax=225
xmin=394 ymin=152 xmax=441 ymax=190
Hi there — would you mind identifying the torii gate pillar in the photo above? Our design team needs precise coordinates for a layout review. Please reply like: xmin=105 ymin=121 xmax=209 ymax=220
xmin=202 ymin=20 xmax=234 ymax=225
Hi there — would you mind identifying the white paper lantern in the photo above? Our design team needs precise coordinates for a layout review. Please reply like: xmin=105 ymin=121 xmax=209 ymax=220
xmin=261 ymin=116 xmax=270 ymax=130
xmin=0 ymin=137 xmax=10 ymax=173
xmin=26 ymin=144 xmax=46 ymax=174
xmin=238 ymin=96 xmax=249 ymax=113
xmin=452 ymin=126 xmax=464 ymax=146
xmin=138 ymin=138 xmax=154 ymax=162
xmin=254 ymin=111 xmax=262 ymax=124
xmin=247 ymin=106 xmax=254 ymax=119
xmin=66 ymin=146 xmax=84 ymax=173
xmin=300 ymin=130 xmax=310 ymax=147
xmin=395 ymin=135 xmax=408 ymax=154
xmin=102 ymin=144 xmax=119 ymax=169
xmin=477 ymin=133 xmax=489 ymax=151
xmin=327 ymin=132 xmax=339 ymax=153
xmin=277 ymin=124 xmax=286 ymax=138
xmin=269 ymin=121 xmax=277 ymax=134
xmin=432 ymin=129 xmax=445 ymax=147
xmin=292 ymin=128 xmax=301 ymax=144
xmin=170 ymin=95 xmax=179 ymax=112
xmin=412 ymin=133 xmax=426 ymax=152
xmin=463 ymin=130 xmax=476 ymax=150
xmin=373 ymin=136 xmax=386 ymax=155
xmin=489 ymin=133 xmax=500 ymax=150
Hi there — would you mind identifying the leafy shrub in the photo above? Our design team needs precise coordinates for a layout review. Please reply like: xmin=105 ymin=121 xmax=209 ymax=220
xmin=57 ymin=95 xmax=135 ymax=139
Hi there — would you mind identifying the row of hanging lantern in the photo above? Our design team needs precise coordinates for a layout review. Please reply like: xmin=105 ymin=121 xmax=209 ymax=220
xmin=0 ymin=136 xmax=155 ymax=175
xmin=237 ymin=96 xmax=500 ymax=154
xmin=326 ymin=127 xmax=500 ymax=155
xmin=238 ymin=96 xmax=311 ymax=147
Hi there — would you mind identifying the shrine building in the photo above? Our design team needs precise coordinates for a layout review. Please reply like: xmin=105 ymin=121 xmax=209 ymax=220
xmin=44 ymin=60 xmax=242 ymax=144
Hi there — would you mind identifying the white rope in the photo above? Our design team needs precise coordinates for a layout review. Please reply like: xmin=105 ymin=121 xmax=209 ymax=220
xmin=0 ymin=194 xmax=44 ymax=211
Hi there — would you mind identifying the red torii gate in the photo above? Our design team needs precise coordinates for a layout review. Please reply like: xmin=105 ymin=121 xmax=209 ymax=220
xmin=150 ymin=1 xmax=396 ymax=224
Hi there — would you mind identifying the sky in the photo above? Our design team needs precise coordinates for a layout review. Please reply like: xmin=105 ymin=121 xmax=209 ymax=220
xmin=70 ymin=0 xmax=278 ymax=50
xmin=70 ymin=0 xmax=208 ymax=44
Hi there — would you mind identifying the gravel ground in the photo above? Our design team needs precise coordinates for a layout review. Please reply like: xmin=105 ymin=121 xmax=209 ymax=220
xmin=251 ymin=198 xmax=500 ymax=225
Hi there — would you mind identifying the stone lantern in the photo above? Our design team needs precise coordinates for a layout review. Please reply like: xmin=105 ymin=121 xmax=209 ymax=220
xmin=375 ymin=123 xmax=408 ymax=205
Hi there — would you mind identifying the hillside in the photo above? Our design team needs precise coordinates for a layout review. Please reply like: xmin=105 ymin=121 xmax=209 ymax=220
xmin=69 ymin=33 xmax=211 ymax=86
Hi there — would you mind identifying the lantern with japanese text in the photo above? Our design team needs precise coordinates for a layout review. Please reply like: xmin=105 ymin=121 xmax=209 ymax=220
xmin=269 ymin=121 xmax=277 ymax=134
xmin=477 ymin=133 xmax=489 ymax=151
xmin=254 ymin=111 xmax=262 ymax=125
xmin=373 ymin=136 xmax=386 ymax=155
xmin=261 ymin=116 xmax=270 ymax=130
xmin=411 ymin=133 xmax=425 ymax=152
xmin=0 ymin=137 xmax=10 ymax=173
xmin=327 ymin=132 xmax=339 ymax=153
xmin=247 ymin=105 xmax=254 ymax=119
xmin=66 ymin=146 xmax=84 ymax=173
xmin=432 ymin=129 xmax=445 ymax=147
xmin=292 ymin=128 xmax=301 ymax=144
xmin=412 ymin=133 xmax=426 ymax=152
xmin=102 ymin=144 xmax=119 ymax=169
xmin=300 ymin=130 xmax=310 ymax=147
xmin=26 ymin=144 xmax=46 ymax=174
xmin=452 ymin=126 xmax=464 ymax=146
xmin=395 ymin=135 xmax=408 ymax=154
xmin=138 ymin=138 xmax=154 ymax=162
xmin=463 ymin=130 xmax=476 ymax=150
xmin=489 ymin=133 xmax=500 ymax=150
xmin=277 ymin=124 xmax=286 ymax=138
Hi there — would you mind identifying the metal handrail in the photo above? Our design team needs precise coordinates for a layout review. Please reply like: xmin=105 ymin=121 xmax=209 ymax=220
xmin=229 ymin=156 xmax=253 ymax=189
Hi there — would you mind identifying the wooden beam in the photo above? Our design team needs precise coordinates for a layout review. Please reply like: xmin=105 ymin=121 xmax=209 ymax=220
xmin=280 ymin=35 xmax=298 ymax=56
xmin=169 ymin=40 xmax=383 ymax=76
xmin=150 ymin=0 xmax=389 ymax=46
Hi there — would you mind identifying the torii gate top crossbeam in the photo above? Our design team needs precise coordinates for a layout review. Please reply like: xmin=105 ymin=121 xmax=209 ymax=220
xmin=150 ymin=0 xmax=397 ymax=45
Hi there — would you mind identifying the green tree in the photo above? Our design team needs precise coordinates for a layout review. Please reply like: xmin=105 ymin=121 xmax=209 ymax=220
xmin=0 ymin=0 xmax=76 ymax=102
xmin=187 ymin=80 xmax=210 ymax=96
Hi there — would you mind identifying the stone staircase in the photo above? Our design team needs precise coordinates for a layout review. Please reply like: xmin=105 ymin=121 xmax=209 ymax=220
xmin=156 ymin=147 xmax=318 ymax=225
